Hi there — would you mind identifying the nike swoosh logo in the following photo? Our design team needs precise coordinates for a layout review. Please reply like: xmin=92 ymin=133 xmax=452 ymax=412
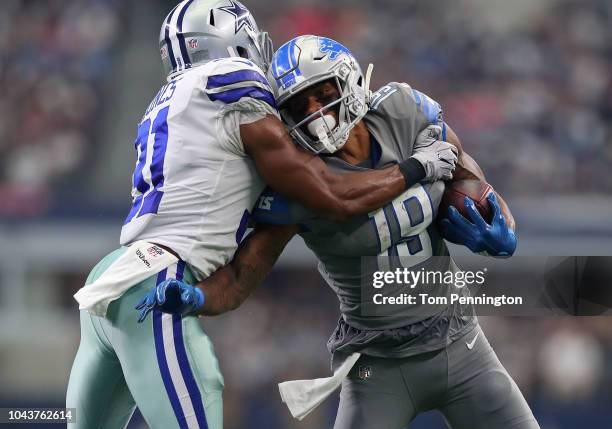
xmin=466 ymin=332 xmax=480 ymax=350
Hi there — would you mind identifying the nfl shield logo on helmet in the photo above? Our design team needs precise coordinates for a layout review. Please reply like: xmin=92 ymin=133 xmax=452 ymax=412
xmin=188 ymin=38 xmax=198 ymax=49
xmin=358 ymin=365 xmax=372 ymax=380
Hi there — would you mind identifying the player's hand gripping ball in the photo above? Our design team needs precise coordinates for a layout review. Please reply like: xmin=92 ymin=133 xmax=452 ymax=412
xmin=135 ymin=279 xmax=205 ymax=323
xmin=438 ymin=180 xmax=516 ymax=257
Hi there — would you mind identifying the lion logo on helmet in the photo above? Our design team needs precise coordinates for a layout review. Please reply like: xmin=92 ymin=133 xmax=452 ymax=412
xmin=318 ymin=37 xmax=352 ymax=60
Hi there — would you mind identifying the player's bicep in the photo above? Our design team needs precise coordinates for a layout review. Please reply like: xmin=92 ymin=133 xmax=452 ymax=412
xmin=444 ymin=124 xmax=479 ymax=180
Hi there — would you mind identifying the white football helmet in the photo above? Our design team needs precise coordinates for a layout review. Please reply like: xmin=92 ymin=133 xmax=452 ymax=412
xmin=269 ymin=35 xmax=372 ymax=154
xmin=159 ymin=0 xmax=273 ymax=78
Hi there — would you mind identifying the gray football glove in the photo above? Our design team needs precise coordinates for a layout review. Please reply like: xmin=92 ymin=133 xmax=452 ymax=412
xmin=410 ymin=125 xmax=458 ymax=181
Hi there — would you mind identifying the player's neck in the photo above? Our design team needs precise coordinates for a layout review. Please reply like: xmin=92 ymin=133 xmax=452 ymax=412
xmin=336 ymin=121 xmax=370 ymax=165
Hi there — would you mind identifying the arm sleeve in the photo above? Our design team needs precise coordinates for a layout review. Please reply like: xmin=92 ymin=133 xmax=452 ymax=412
xmin=251 ymin=187 xmax=311 ymax=226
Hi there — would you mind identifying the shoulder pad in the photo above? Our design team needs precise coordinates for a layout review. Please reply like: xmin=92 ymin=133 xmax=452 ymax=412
xmin=208 ymin=57 xmax=267 ymax=78
xmin=204 ymin=58 xmax=276 ymax=110
xmin=370 ymin=82 xmax=442 ymax=125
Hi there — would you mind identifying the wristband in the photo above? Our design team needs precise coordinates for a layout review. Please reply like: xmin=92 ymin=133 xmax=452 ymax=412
xmin=398 ymin=158 xmax=426 ymax=189
xmin=193 ymin=287 xmax=206 ymax=311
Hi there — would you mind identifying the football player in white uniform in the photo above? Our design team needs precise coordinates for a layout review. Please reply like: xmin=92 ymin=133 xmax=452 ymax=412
xmin=66 ymin=1 xmax=458 ymax=428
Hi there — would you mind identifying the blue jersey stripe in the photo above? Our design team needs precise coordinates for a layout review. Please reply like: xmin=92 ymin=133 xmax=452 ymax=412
xmin=164 ymin=4 xmax=180 ymax=70
xmin=139 ymin=190 xmax=164 ymax=217
xmin=208 ymin=86 xmax=277 ymax=110
xmin=206 ymin=69 xmax=269 ymax=90
xmin=176 ymin=0 xmax=194 ymax=70
xmin=133 ymin=121 xmax=150 ymax=194
xmin=412 ymin=89 xmax=442 ymax=125
xmin=124 ymin=194 xmax=143 ymax=224
xmin=137 ymin=106 xmax=170 ymax=218
xmin=149 ymin=107 xmax=169 ymax=192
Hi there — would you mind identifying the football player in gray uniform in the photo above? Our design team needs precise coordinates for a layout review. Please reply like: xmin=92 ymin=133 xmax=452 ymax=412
xmin=139 ymin=36 xmax=538 ymax=429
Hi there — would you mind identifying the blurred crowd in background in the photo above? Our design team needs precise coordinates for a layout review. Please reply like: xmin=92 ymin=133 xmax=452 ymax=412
xmin=0 ymin=0 xmax=125 ymax=216
xmin=0 ymin=0 xmax=611 ymax=428
xmin=1 ymin=0 xmax=611 ymax=218
xmin=252 ymin=0 xmax=612 ymax=195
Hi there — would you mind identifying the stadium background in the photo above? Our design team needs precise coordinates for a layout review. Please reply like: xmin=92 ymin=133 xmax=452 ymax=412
xmin=1 ymin=0 xmax=611 ymax=428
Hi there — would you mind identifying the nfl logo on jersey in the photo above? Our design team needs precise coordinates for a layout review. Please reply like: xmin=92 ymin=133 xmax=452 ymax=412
xmin=147 ymin=245 xmax=164 ymax=257
xmin=188 ymin=38 xmax=198 ymax=49
xmin=358 ymin=365 xmax=372 ymax=380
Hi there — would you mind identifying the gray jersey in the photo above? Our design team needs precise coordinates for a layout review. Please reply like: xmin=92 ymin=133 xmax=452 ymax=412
xmin=253 ymin=83 xmax=475 ymax=357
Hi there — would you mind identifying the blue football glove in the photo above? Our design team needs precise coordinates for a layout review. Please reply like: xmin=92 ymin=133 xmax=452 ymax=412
xmin=440 ymin=192 xmax=517 ymax=257
xmin=135 ymin=278 xmax=205 ymax=323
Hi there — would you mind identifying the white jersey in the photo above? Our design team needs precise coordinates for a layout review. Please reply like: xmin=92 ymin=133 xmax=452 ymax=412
xmin=120 ymin=57 xmax=278 ymax=281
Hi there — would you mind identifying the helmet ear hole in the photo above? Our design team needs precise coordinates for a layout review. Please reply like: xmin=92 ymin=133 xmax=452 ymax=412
xmin=209 ymin=10 xmax=215 ymax=26
xmin=357 ymin=76 xmax=363 ymax=86
xmin=236 ymin=46 xmax=249 ymax=59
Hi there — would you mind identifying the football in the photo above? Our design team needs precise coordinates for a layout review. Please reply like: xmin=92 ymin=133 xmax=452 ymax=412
xmin=437 ymin=179 xmax=494 ymax=224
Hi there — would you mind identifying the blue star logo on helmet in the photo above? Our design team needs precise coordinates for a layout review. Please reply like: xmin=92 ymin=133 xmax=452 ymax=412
xmin=218 ymin=0 xmax=254 ymax=34
xmin=318 ymin=37 xmax=352 ymax=60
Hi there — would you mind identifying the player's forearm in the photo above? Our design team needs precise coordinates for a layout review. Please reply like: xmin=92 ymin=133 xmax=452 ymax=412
xmin=324 ymin=165 xmax=407 ymax=221
xmin=195 ymin=226 xmax=296 ymax=316
xmin=195 ymin=268 xmax=246 ymax=316
xmin=242 ymin=116 xmax=412 ymax=223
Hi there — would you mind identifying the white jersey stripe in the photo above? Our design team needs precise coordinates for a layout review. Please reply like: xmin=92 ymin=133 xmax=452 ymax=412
xmin=205 ymin=80 xmax=273 ymax=94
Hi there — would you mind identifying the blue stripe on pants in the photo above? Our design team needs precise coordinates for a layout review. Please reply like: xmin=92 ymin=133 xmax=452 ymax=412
xmin=153 ymin=268 xmax=189 ymax=428
xmin=153 ymin=261 xmax=209 ymax=428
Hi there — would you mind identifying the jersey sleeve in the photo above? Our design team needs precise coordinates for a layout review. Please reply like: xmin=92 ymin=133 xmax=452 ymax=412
xmin=251 ymin=187 xmax=311 ymax=226
xmin=370 ymin=82 xmax=447 ymax=140
xmin=205 ymin=58 xmax=281 ymax=157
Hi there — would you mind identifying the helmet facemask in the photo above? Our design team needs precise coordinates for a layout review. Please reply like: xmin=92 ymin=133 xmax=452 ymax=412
xmin=239 ymin=27 xmax=274 ymax=73
xmin=280 ymin=63 xmax=369 ymax=155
